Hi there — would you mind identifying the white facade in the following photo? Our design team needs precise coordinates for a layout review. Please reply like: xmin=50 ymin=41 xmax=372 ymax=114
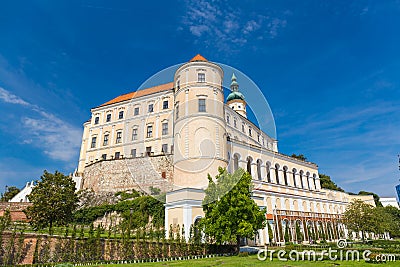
xmin=76 ymin=54 xmax=376 ymax=244
xmin=380 ymin=197 xmax=399 ymax=208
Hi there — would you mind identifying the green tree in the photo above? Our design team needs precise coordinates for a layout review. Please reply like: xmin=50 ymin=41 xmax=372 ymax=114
xmin=200 ymin=168 xmax=266 ymax=252
xmin=342 ymin=199 xmax=375 ymax=241
xmin=319 ymin=173 xmax=344 ymax=192
xmin=290 ymin=154 xmax=307 ymax=161
xmin=0 ymin=186 xmax=20 ymax=202
xmin=25 ymin=171 xmax=79 ymax=232
xmin=372 ymin=207 xmax=392 ymax=236
xmin=383 ymin=205 xmax=400 ymax=237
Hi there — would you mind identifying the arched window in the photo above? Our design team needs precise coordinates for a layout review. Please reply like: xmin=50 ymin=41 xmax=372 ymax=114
xmin=256 ymin=159 xmax=262 ymax=180
xmin=266 ymin=162 xmax=271 ymax=182
xmin=247 ymin=156 xmax=253 ymax=174
xmin=306 ymin=172 xmax=311 ymax=189
xmin=283 ymin=166 xmax=288 ymax=186
xmin=233 ymin=154 xmax=239 ymax=171
xmin=292 ymin=168 xmax=297 ymax=187
xmin=299 ymin=170 xmax=304 ymax=188
xmin=275 ymin=164 xmax=280 ymax=184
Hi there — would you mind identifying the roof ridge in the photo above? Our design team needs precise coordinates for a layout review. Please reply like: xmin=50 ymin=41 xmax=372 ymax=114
xmin=98 ymin=82 xmax=173 ymax=108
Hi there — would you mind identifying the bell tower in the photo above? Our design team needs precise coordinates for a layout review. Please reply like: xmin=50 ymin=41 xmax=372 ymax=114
xmin=226 ymin=73 xmax=247 ymax=118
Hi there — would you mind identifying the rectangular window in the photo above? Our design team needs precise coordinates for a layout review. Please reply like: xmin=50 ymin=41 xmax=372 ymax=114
xmin=101 ymin=154 xmax=107 ymax=160
xmin=132 ymin=128 xmax=138 ymax=140
xmin=91 ymin=137 xmax=97 ymax=148
xmin=106 ymin=113 xmax=111 ymax=122
xmin=146 ymin=146 xmax=152 ymax=156
xmin=242 ymin=124 xmax=245 ymax=132
xmin=114 ymin=152 xmax=120 ymax=159
xmin=118 ymin=111 xmax=124 ymax=119
xmin=234 ymin=120 xmax=237 ymax=128
xmin=94 ymin=117 xmax=99 ymax=125
xmin=116 ymin=131 xmax=122 ymax=143
xmin=198 ymin=99 xmax=206 ymax=112
xmin=198 ymin=73 xmax=205 ymax=82
xmin=162 ymin=144 xmax=168 ymax=153
xmin=226 ymin=115 xmax=230 ymax=124
xmin=103 ymin=134 xmax=109 ymax=146
xmin=163 ymin=100 xmax=168 ymax=109
xmin=161 ymin=171 xmax=166 ymax=179
xmin=177 ymin=80 xmax=180 ymax=90
xmin=134 ymin=107 xmax=139 ymax=116
xmin=131 ymin=149 xmax=136 ymax=157
xmin=148 ymin=104 xmax=154 ymax=113
xmin=249 ymin=128 xmax=252 ymax=136
xmin=146 ymin=125 xmax=153 ymax=138
xmin=162 ymin=122 xmax=168 ymax=135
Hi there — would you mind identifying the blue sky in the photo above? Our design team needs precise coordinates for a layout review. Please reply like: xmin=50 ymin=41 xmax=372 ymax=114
xmin=0 ymin=0 xmax=399 ymax=198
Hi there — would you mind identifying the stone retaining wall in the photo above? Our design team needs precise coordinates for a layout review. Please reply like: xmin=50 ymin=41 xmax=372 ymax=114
xmin=82 ymin=155 xmax=174 ymax=193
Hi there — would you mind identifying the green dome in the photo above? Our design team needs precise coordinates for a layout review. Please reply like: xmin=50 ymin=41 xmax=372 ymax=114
xmin=227 ymin=91 xmax=245 ymax=101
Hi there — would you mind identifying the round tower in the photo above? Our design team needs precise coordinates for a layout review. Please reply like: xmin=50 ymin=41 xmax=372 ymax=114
xmin=226 ymin=73 xmax=247 ymax=118
xmin=172 ymin=54 xmax=227 ymax=189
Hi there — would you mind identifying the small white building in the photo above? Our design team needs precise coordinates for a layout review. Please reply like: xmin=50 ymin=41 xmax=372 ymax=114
xmin=380 ymin=197 xmax=399 ymax=209
xmin=9 ymin=181 xmax=35 ymax=202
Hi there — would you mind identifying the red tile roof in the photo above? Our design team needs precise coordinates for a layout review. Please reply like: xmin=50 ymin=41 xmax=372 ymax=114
xmin=190 ymin=54 xmax=208 ymax=62
xmin=98 ymin=82 xmax=173 ymax=108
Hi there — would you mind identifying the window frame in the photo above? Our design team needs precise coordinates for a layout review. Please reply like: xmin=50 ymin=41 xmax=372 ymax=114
xmin=118 ymin=110 xmax=124 ymax=119
xmin=161 ymin=144 xmax=168 ymax=153
xmin=163 ymin=100 xmax=168 ymax=109
xmin=103 ymin=134 xmax=109 ymax=146
xmin=146 ymin=125 xmax=153 ymax=138
xmin=198 ymin=99 xmax=206 ymax=112
xmin=132 ymin=127 xmax=138 ymax=140
xmin=134 ymin=107 xmax=139 ymax=116
xmin=90 ymin=136 xmax=97 ymax=148
xmin=148 ymin=104 xmax=154 ymax=113
xmin=198 ymin=73 xmax=205 ymax=83
xmin=162 ymin=122 xmax=168 ymax=135
xmin=116 ymin=131 xmax=122 ymax=143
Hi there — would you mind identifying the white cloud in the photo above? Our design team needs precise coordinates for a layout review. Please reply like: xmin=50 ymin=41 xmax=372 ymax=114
xmin=0 ymin=87 xmax=82 ymax=162
xmin=181 ymin=0 xmax=289 ymax=52
xmin=0 ymin=87 xmax=30 ymax=106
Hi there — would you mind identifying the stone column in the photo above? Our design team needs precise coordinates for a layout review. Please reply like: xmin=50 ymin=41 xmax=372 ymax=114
xmin=251 ymin=163 xmax=257 ymax=180
xmin=315 ymin=176 xmax=321 ymax=191
xmin=308 ymin=176 xmax=315 ymax=191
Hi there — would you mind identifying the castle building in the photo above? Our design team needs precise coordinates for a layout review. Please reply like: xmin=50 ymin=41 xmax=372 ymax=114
xmin=76 ymin=55 xmax=375 ymax=244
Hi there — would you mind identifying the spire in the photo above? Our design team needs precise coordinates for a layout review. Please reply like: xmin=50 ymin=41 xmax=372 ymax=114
xmin=230 ymin=73 xmax=239 ymax=92
xmin=189 ymin=54 xmax=208 ymax=62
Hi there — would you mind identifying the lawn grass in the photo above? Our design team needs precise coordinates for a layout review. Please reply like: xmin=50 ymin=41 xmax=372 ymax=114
xmin=85 ymin=254 xmax=398 ymax=267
